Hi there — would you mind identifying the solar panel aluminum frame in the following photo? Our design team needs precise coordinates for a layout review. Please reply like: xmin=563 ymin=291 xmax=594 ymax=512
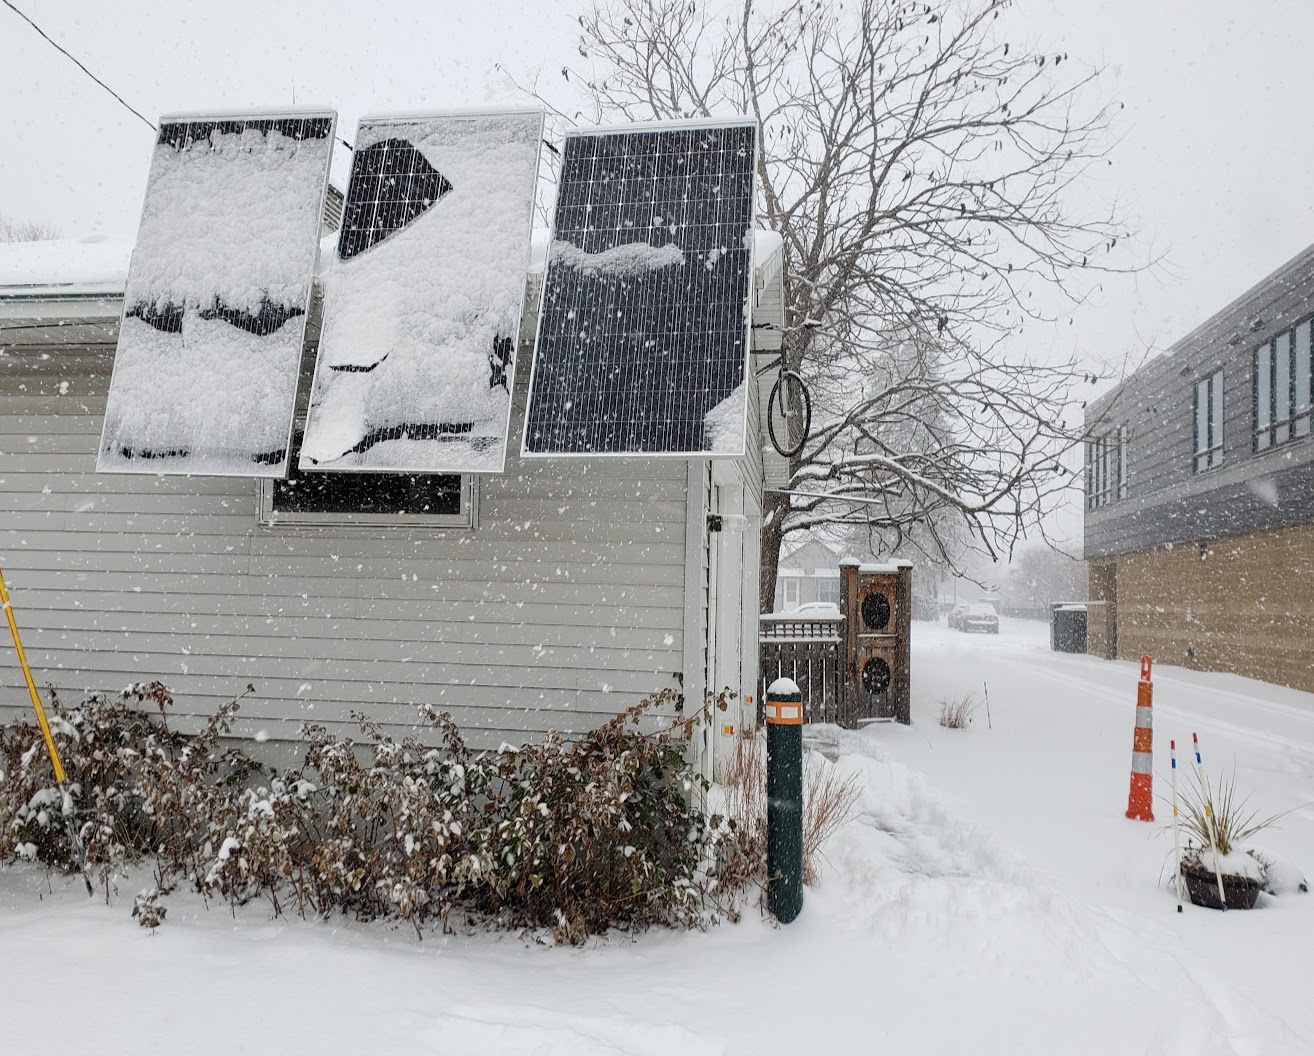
xmin=98 ymin=107 xmax=337 ymax=478
xmin=519 ymin=115 xmax=759 ymax=461
xmin=299 ymin=107 xmax=544 ymax=476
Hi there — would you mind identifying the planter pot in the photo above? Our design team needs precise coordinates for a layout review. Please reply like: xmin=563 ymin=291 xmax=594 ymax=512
xmin=1180 ymin=864 xmax=1264 ymax=910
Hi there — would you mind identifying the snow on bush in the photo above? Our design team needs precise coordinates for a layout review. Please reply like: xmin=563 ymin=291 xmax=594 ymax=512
xmin=0 ymin=682 xmax=756 ymax=941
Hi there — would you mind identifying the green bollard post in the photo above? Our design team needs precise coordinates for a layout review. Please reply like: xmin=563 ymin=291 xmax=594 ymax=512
xmin=766 ymin=677 xmax=804 ymax=924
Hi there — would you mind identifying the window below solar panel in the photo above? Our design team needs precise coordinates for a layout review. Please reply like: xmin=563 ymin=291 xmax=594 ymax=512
xmin=261 ymin=352 xmax=477 ymax=528
xmin=258 ymin=441 xmax=476 ymax=529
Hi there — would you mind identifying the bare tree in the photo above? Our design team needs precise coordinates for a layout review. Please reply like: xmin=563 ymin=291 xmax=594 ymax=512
xmin=550 ymin=0 xmax=1131 ymax=607
xmin=0 ymin=215 xmax=58 ymax=242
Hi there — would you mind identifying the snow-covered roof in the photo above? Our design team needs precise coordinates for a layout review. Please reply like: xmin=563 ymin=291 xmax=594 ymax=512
xmin=0 ymin=228 xmax=786 ymax=299
xmin=859 ymin=560 xmax=914 ymax=573
xmin=0 ymin=237 xmax=133 ymax=297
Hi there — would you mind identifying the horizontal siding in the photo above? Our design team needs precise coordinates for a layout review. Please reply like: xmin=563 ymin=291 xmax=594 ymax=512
xmin=0 ymin=336 xmax=691 ymax=750
xmin=1086 ymin=244 xmax=1314 ymax=559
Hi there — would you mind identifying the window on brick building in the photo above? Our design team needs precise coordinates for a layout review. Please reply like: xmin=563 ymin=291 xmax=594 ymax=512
xmin=1194 ymin=369 xmax=1224 ymax=472
xmin=1255 ymin=319 xmax=1313 ymax=451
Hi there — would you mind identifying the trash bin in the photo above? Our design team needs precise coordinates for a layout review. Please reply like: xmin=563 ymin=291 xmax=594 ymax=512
xmin=1051 ymin=603 xmax=1088 ymax=653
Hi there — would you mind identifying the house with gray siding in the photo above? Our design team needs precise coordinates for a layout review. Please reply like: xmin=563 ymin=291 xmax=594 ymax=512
xmin=773 ymin=538 xmax=842 ymax=611
xmin=0 ymin=230 xmax=787 ymax=783
xmin=1084 ymin=240 xmax=1314 ymax=692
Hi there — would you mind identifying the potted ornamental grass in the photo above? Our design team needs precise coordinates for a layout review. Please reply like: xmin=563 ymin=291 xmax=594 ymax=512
xmin=1175 ymin=768 xmax=1292 ymax=910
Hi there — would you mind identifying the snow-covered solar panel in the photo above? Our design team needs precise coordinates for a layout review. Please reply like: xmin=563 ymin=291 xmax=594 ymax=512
xmin=98 ymin=110 xmax=336 ymax=476
xmin=522 ymin=120 xmax=757 ymax=457
xmin=299 ymin=110 xmax=543 ymax=474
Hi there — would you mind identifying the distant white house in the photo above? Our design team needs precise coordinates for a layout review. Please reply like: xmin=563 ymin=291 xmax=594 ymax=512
xmin=773 ymin=538 xmax=844 ymax=611
xmin=0 ymin=229 xmax=788 ymax=783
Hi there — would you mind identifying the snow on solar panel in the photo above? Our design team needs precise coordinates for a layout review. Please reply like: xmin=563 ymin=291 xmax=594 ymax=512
xmin=299 ymin=110 xmax=543 ymax=474
xmin=98 ymin=111 xmax=335 ymax=476
xmin=522 ymin=120 xmax=757 ymax=457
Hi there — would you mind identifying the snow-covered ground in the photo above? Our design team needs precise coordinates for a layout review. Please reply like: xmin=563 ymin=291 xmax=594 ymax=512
xmin=3 ymin=619 xmax=1312 ymax=1054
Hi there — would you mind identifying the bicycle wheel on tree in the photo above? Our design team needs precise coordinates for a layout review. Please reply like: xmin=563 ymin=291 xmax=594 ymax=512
xmin=767 ymin=369 xmax=811 ymax=459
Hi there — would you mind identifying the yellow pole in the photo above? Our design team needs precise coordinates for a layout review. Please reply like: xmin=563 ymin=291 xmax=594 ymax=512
xmin=0 ymin=564 xmax=67 ymax=782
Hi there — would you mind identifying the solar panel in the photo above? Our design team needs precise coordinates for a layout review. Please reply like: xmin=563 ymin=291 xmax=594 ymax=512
xmin=98 ymin=110 xmax=336 ymax=476
xmin=521 ymin=120 xmax=757 ymax=457
xmin=299 ymin=109 xmax=544 ymax=474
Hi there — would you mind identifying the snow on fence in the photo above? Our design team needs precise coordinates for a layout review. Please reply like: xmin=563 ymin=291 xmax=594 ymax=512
xmin=758 ymin=613 xmax=847 ymax=725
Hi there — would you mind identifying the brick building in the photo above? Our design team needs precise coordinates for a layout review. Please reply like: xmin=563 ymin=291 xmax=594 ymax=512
xmin=1084 ymin=242 xmax=1314 ymax=691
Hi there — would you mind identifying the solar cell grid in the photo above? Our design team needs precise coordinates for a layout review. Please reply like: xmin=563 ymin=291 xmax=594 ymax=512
xmin=524 ymin=121 xmax=757 ymax=456
xmin=337 ymin=137 xmax=454 ymax=261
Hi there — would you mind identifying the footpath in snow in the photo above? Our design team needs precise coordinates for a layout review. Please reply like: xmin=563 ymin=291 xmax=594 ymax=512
xmin=1 ymin=618 xmax=1312 ymax=1054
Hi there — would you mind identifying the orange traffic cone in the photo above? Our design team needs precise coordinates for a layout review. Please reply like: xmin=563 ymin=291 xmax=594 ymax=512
xmin=1126 ymin=655 xmax=1154 ymax=821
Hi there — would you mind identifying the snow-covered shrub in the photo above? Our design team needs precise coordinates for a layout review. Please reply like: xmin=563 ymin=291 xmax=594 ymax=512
xmin=132 ymin=888 xmax=168 ymax=930
xmin=290 ymin=705 xmax=491 ymax=933
xmin=477 ymin=690 xmax=713 ymax=939
xmin=0 ymin=682 xmax=751 ymax=940
xmin=0 ymin=681 xmax=263 ymax=896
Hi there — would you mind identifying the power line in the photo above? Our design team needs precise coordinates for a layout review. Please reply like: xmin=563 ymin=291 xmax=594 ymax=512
xmin=0 ymin=4 xmax=358 ymax=170
xmin=1 ymin=0 xmax=156 ymax=133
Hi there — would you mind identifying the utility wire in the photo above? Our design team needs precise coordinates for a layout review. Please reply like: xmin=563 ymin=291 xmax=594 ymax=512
xmin=2 ymin=0 xmax=156 ymax=133
xmin=1 ymin=2 xmax=356 ymax=155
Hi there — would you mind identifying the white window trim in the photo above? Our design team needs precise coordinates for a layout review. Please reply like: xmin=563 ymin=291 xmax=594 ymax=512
xmin=1117 ymin=425 xmax=1128 ymax=499
xmin=257 ymin=474 xmax=479 ymax=530
xmin=1086 ymin=425 xmax=1127 ymax=509
xmin=1194 ymin=369 xmax=1224 ymax=472
xmin=782 ymin=577 xmax=800 ymax=610
xmin=814 ymin=572 xmax=840 ymax=605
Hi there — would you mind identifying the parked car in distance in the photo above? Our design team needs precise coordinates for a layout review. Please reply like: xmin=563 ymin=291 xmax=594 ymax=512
xmin=959 ymin=603 xmax=1000 ymax=634
xmin=947 ymin=602 xmax=969 ymax=630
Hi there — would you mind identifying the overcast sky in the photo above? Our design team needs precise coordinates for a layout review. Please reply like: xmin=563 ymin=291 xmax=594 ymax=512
xmin=2 ymin=0 xmax=1312 ymax=549
xmin=4 ymin=0 xmax=1310 ymax=368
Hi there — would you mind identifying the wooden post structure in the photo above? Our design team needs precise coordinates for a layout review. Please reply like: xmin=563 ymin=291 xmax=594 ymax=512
xmin=840 ymin=559 xmax=912 ymax=725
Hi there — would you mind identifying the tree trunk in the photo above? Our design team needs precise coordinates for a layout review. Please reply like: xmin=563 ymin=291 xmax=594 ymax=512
xmin=759 ymin=490 xmax=789 ymax=613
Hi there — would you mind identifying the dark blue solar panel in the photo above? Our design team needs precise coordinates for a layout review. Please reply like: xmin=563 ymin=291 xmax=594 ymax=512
xmin=523 ymin=121 xmax=756 ymax=455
